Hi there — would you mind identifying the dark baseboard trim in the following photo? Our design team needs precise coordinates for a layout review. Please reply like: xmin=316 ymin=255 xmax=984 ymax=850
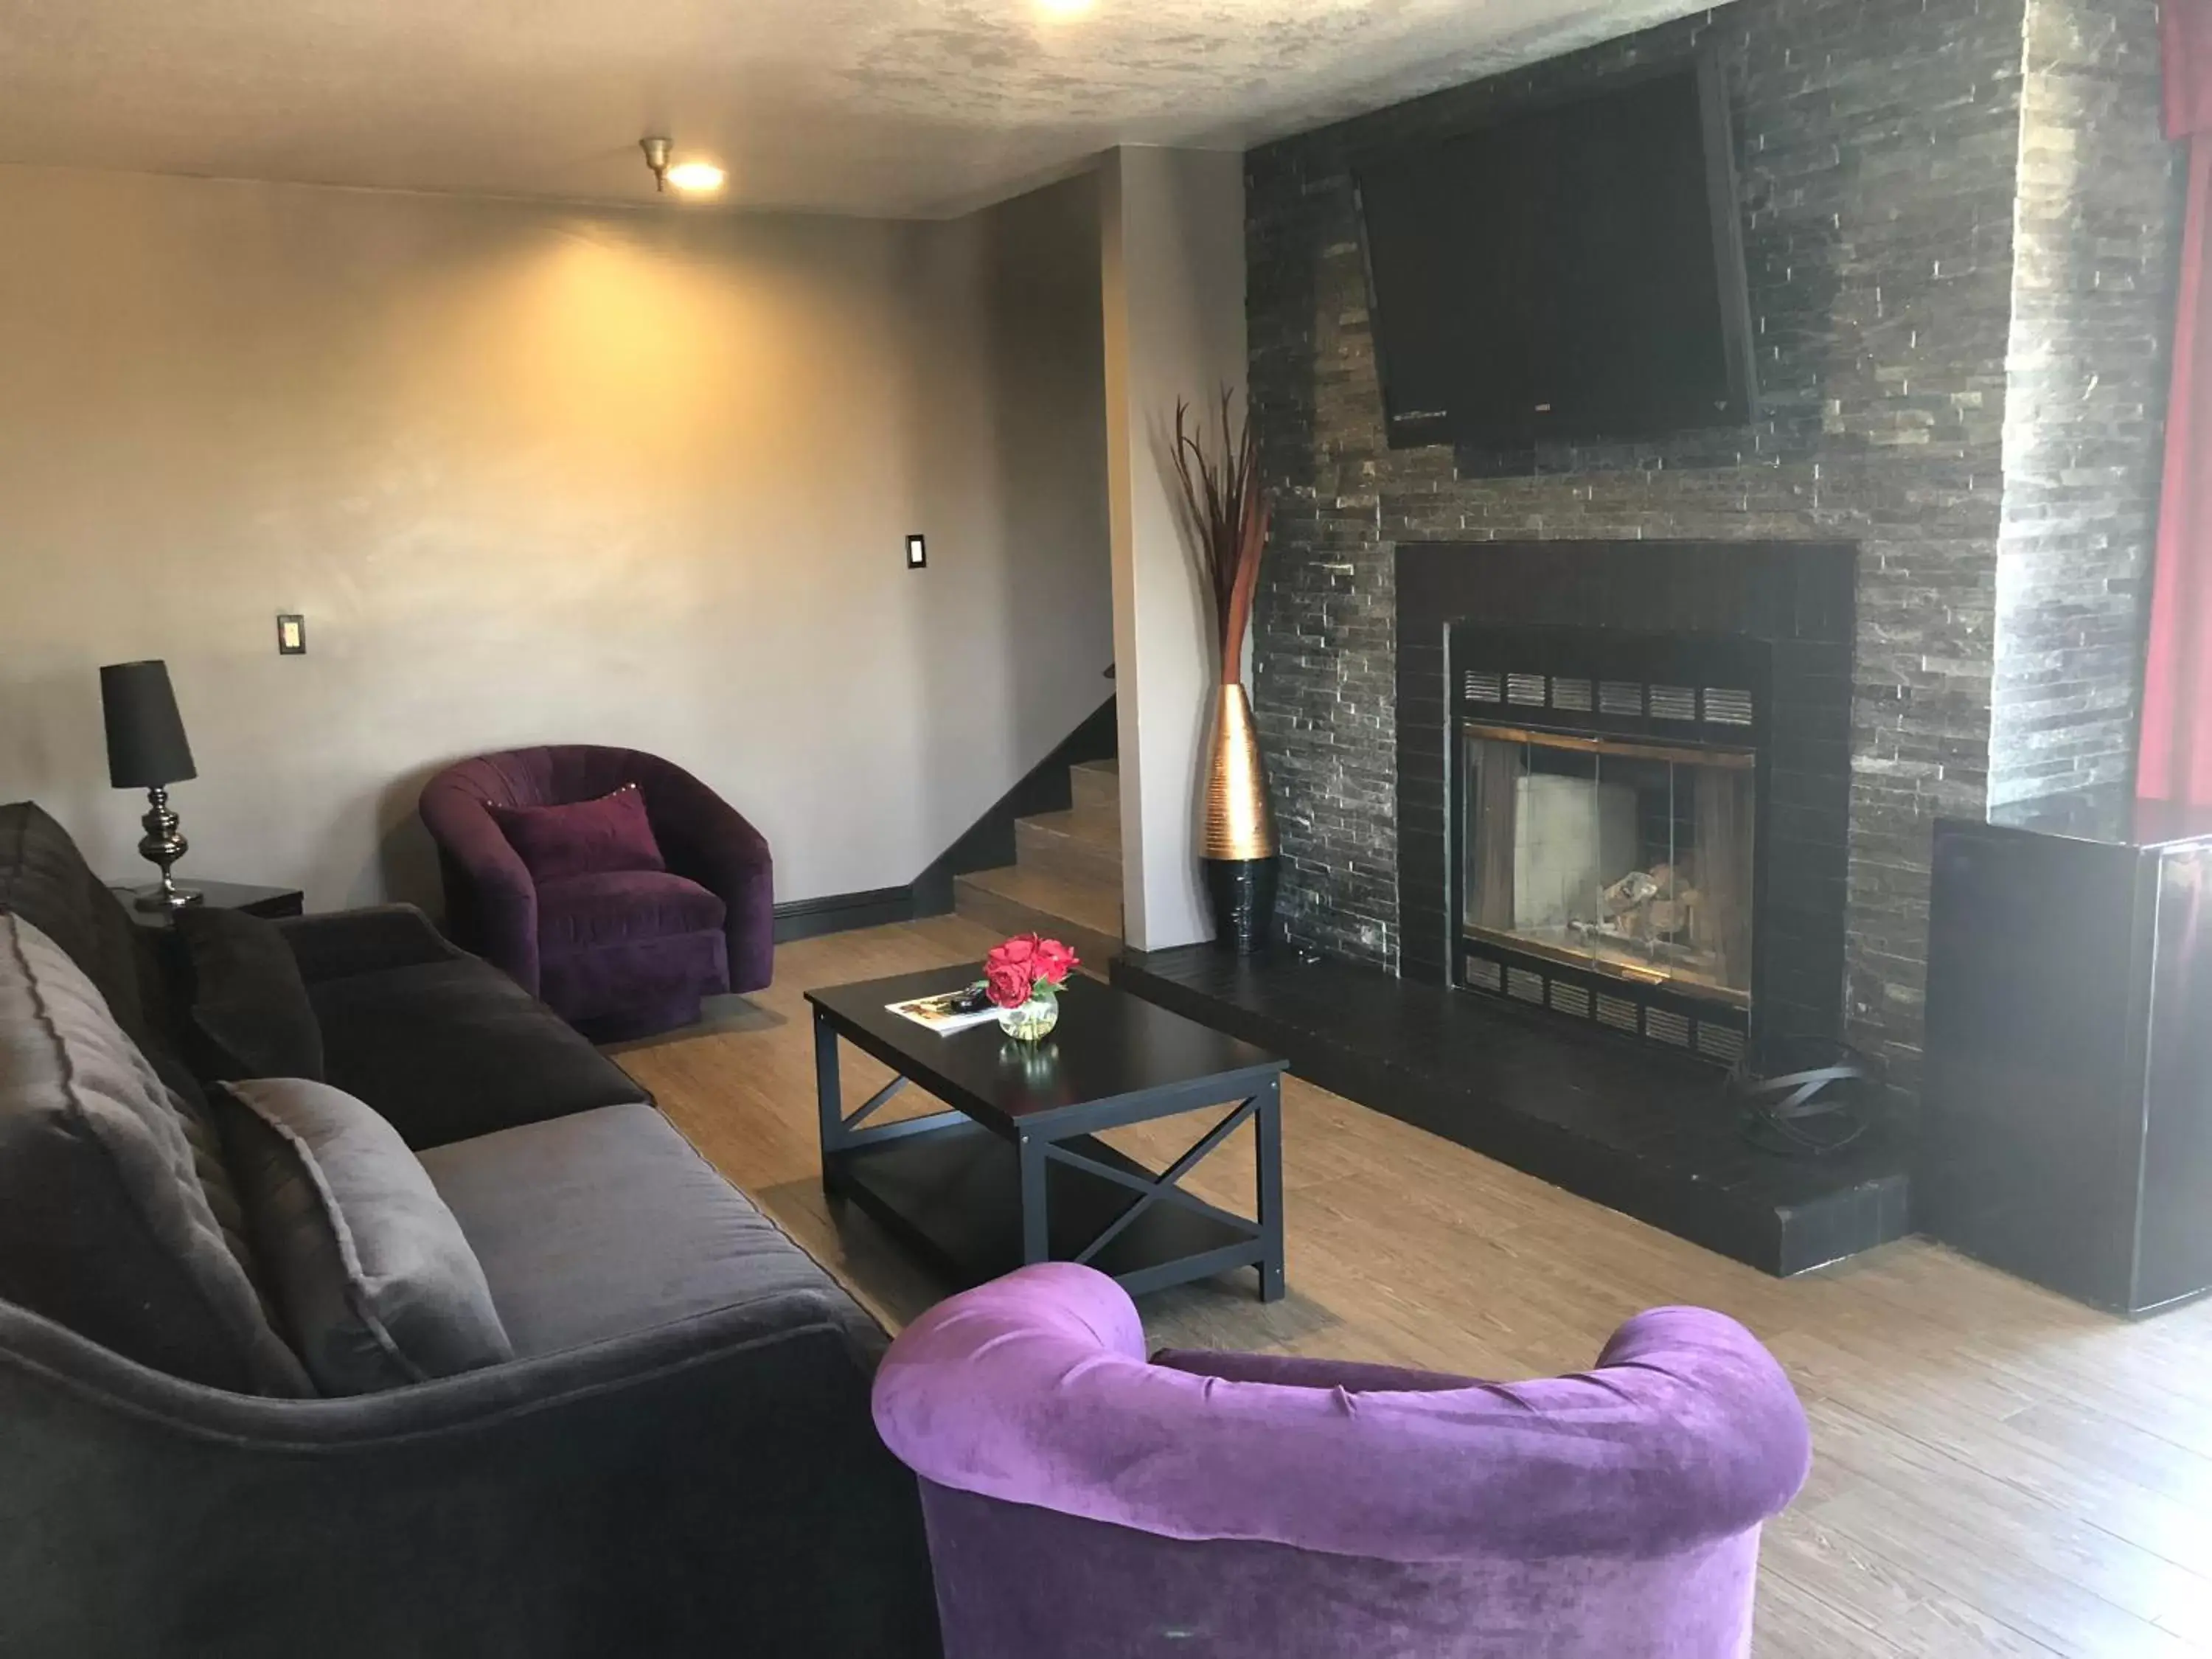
xmin=773 ymin=886 xmax=917 ymax=943
xmin=775 ymin=692 xmax=1119 ymax=945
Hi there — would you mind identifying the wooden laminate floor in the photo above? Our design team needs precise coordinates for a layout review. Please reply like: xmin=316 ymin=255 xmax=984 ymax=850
xmin=613 ymin=917 xmax=2212 ymax=1658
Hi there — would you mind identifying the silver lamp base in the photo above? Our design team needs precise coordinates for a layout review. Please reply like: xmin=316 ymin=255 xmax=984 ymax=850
xmin=132 ymin=785 xmax=204 ymax=912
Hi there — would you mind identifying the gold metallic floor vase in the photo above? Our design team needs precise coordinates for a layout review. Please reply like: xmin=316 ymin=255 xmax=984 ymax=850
xmin=1201 ymin=684 xmax=1277 ymax=861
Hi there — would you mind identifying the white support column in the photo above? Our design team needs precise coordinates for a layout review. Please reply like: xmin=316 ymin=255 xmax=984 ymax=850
xmin=1099 ymin=145 xmax=1248 ymax=953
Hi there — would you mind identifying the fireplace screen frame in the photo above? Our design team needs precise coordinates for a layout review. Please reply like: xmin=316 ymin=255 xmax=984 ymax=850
xmin=1460 ymin=720 xmax=1757 ymax=1010
xmin=1445 ymin=623 xmax=1773 ymax=1067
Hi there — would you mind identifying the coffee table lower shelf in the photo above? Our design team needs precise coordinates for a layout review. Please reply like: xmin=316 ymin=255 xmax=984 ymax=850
xmin=826 ymin=1121 xmax=1269 ymax=1298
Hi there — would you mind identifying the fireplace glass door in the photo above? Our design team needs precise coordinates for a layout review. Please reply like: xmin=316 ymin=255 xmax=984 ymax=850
xmin=1461 ymin=724 xmax=1755 ymax=1009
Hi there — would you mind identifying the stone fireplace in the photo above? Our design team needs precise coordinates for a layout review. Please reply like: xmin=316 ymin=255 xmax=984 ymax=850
xmin=1116 ymin=0 xmax=2174 ymax=1273
xmin=1397 ymin=542 xmax=1856 ymax=1073
xmin=1114 ymin=527 xmax=1894 ymax=1272
xmin=1121 ymin=518 xmax=1917 ymax=1273
xmin=1138 ymin=0 xmax=2176 ymax=1270
xmin=1113 ymin=533 xmax=1893 ymax=1273
xmin=1243 ymin=0 xmax=2177 ymax=1106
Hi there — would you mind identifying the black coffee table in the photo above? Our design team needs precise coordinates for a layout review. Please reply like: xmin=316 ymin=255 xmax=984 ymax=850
xmin=808 ymin=966 xmax=1288 ymax=1301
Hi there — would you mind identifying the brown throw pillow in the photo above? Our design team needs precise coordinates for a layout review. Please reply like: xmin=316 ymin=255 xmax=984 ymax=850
xmin=175 ymin=906 xmax=324 ymax=1082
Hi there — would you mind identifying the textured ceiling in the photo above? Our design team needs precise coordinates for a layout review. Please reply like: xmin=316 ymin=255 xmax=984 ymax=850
xmin=0 ymin=0 xmax=1705 ymax=218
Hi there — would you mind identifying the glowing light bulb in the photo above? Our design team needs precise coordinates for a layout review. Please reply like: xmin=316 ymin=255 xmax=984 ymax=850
xmin=665 ymin=161 xmax=726 ymax=193
xmin=1038 ymin=0 xmax=1096 ymax=17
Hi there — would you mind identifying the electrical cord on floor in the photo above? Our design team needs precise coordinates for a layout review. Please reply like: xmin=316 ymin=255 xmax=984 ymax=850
xmin=1731 ymin=1039 xmax=1876 ymax=1157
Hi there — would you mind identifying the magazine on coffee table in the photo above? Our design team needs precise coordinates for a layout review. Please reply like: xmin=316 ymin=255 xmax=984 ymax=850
xmin=886 ymin=983 xmax=1000 ymax=1034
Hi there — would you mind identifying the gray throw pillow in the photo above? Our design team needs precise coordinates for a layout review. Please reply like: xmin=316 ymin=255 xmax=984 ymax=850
xmin=218 ymin=1077 xmax=514 ymax=1394
xmin=0 ymin=912 xmax=312 ymax=1395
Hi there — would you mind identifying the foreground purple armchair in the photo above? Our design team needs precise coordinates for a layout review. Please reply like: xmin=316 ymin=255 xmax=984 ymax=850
xmin=419 ymin=745 xmax=772 ymax=1040
xmin=874 ymin=1264 xmax=1809 ymax=1658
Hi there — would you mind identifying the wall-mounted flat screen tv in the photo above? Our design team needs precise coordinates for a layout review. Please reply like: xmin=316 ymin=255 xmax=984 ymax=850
xmin=1355 ymin=52 xmax=1757 ymax=449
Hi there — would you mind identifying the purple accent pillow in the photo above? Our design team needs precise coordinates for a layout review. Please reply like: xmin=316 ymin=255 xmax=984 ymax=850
xmin=489 ymin=785 xmax=667 ymax=883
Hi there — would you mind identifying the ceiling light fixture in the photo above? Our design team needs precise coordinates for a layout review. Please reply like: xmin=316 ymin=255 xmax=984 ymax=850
xmin=639 ymin=136 xmax=725 ymax=195
xmin=1037 ymin=0 xmax=1096 ymax=16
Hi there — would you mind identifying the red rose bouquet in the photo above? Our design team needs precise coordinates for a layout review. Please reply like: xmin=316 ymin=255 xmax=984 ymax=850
xmin=984 ymin=932 xmax=1080 ymax=1010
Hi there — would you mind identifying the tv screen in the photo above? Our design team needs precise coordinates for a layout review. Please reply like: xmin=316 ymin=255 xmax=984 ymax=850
xmin=1355 ymin=54 xmax=1756 ymax=449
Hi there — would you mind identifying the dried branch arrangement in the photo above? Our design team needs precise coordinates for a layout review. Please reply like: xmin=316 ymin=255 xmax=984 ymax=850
xmin=1172 ymin=390 xmax=1271 ymax=685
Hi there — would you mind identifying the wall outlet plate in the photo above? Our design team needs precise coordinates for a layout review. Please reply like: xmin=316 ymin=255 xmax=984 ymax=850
xmin=905 ymin=533 xmax=928 ymax=570
xmin=276 ymin=613 xmax=306 ymax=655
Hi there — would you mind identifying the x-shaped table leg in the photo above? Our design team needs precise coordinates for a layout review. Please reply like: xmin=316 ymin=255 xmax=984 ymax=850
xmin=1050 ymin=1096 xmax=1260 ymax=1270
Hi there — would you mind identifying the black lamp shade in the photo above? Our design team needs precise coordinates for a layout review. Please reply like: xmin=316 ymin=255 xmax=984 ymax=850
xmin=100 ymin=661 xmax=197 ymax=789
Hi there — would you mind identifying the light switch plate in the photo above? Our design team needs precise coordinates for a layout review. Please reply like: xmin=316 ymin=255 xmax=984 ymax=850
xmin=905 ymin=533 xmax=928 ymax=570
xmin=276 ymin=613 xmax=306 ymax=655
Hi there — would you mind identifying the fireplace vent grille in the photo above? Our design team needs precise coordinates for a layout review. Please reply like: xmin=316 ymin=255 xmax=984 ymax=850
xmin=1464 ymin=669 xmax=1759 ymax=732
xmin=1704 ymin=687 xmax=1755 ymax=726
xmin=1697 ymin=1023 xmax=1747 ymax=1065
xmin=1458 ymin=946 xmax=1747 ymax=1067
xmin=1595 ymin=994 xmax=1641 ymax=1034
xmin=1548 ymin=981 xmax=1593 ymax=1019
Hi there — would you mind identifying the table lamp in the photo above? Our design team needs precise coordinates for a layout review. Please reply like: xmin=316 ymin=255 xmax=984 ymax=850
xmin=100 ymin=659 xmax=203 ymax=911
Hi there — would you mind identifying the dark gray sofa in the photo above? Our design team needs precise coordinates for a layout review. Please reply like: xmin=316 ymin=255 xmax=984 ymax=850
xmin=0 ymin=801 xmax=940 ymax=1658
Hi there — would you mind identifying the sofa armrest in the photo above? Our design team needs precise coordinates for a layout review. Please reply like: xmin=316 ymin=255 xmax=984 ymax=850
xmin=276 ymin=904 xmax=461 ymax=984
xmin=0 ymin=1291 xmax=938 ymax=1659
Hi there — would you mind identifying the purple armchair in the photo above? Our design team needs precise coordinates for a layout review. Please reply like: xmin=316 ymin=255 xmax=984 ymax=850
xmin=873 ymin=1265 xmax=1811 ymax=1658
xmin=419 ymin=746 xmax=772 ymax=1041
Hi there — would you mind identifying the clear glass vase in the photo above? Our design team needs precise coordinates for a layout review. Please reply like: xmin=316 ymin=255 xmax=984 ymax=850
xmin=997 ymin=986 xmax=1060 ymax=1041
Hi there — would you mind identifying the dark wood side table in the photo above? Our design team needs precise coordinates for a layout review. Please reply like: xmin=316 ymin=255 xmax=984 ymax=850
xmin=108 ymin=879 xmax=305 ymax=930
xmin=808 ymin=965 xmax=1289 ymax=1301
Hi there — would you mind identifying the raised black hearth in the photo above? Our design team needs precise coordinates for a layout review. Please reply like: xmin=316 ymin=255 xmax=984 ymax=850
xmin=1112 ymin=944 xmax=1909 ymax=1276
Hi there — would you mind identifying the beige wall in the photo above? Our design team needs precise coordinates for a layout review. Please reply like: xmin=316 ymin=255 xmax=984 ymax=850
xmin=1101 ymin=147 xmax=1247 ymax=951
xmin=0 ymin=164 xmax=1112 ymax=911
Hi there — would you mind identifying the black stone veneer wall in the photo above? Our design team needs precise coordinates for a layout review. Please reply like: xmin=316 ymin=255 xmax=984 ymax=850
xmin=1249 ymin=0 xmax=2090 ymax=1093
xmin=1991 ymin=0 xmax=2181 ymax=807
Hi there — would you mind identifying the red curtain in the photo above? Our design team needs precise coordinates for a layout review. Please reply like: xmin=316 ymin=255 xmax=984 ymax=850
xmin=2139 ymin=0 xmax=2212 ymax=801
